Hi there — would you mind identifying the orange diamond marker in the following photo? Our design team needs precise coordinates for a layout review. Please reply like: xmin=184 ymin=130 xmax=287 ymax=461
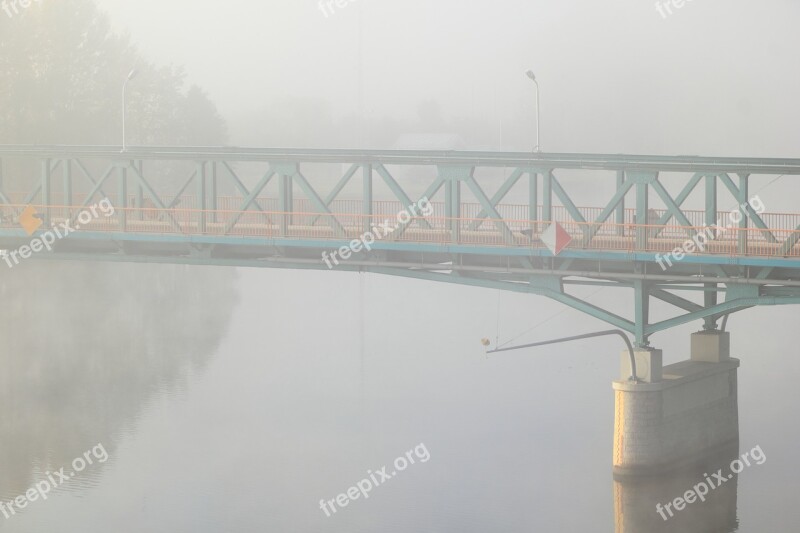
xmin=19 ymin=205 xmax=43 ymax=235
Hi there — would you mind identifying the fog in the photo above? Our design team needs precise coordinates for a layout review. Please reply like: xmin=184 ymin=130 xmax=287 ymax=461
xmin=98 ymin=0 xmax=800 ymax=155
xmin=1 ymin=1 xmax=799 ymax=531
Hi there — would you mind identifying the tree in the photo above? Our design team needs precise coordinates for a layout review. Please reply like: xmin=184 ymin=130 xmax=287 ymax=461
xmin=0 ymin=0 xmax=227 ymax=146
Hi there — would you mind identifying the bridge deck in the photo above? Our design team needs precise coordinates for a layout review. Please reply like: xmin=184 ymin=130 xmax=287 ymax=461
xmin=1 ymin=200 xmax=798 ymax=264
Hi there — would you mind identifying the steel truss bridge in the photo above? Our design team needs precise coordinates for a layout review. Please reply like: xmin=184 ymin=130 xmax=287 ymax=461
xmin=1 ymin=146 xmax=800 ymax=346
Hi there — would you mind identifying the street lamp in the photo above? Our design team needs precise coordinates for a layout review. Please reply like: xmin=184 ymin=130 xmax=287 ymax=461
xmin=122 ymin=69 xmax=138 ymax=152
xmin=525 ymin=70 xmax=540 ymax=153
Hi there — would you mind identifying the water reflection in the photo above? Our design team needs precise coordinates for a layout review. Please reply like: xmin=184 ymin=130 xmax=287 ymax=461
xmin=613 ymin=443 xmax=740 ymax=533
xmin=0 ymin=261 xmax=238 ymax=501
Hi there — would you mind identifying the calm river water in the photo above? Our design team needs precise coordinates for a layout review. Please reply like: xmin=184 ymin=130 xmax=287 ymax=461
xmin=0 ymin=261 xmax=797 ymax=532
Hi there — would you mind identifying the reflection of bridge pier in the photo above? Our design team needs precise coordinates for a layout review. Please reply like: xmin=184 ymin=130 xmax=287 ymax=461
xmin=613 ymin=331 xmax=739 ymax=476
xmin=613 ymin=441 xmax=739 ymax=532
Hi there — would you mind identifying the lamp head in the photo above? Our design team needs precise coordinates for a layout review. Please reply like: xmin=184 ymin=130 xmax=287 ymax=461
xmin=525 ymin=70 xmax=536 ymax=82
xmin=126 ymin=69 xmax=138 ymax=81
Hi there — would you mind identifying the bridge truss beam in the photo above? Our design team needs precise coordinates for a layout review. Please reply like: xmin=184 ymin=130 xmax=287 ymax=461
xmin=1 ymin=146 xmax=800 ymax=347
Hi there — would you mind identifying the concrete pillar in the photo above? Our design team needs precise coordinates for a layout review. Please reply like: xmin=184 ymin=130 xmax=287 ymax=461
xmin=690 ymin=330 xmax=730 ymax=363
xmin=621 ymin=348 xmax=663 ymax=383
xmin=613 ymin=333 xmax=739 ymax=476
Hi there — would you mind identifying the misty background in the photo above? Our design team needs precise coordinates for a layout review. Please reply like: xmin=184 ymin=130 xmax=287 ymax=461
xmin=0 ymin=0 xmax=798 ymax=531
xmin=97 ymin=0 xmax=800 ymax=155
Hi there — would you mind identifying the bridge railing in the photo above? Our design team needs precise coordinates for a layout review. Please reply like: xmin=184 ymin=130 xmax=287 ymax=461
xmin=1 ymin=201 xmax=799 ymax=260
xmin=3 ymin=192 xmax=800 ymax=239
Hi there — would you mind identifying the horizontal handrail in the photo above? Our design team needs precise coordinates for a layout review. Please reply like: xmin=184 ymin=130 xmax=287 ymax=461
xmin=0 ymin=201 xmax=797 ymax=260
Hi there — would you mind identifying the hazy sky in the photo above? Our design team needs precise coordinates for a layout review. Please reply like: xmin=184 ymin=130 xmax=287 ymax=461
xmin=94 ymin=0 xmax=800 ymax=155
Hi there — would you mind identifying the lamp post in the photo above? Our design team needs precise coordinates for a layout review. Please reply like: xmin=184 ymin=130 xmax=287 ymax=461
xmin=122 ymin=69 xmax=138 ymax=152
xmin=525 ymin=70 xmax=540 ymax=153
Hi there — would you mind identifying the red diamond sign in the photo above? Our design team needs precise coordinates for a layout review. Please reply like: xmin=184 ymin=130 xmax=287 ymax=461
xmin=541 ymin=222 xmax=572 ymax=256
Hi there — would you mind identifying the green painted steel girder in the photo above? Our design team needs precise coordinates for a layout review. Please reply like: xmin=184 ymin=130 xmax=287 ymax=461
xmin=2 ymin=146 xmax=800 ymax=349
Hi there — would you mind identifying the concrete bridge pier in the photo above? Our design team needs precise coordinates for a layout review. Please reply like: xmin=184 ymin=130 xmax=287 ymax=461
xmin=613 ymin=331 xmax=739 ymax=476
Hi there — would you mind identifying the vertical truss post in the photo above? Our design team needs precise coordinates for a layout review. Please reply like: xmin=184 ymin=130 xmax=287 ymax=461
xmin=634 ymin=176 xmax=651 ymax=251
xmin=444 ymin=176 xmax=461 ymax=242
xmin=542 ymin=170 xmax=553 ymax=223
xmin=615 ymin=171 xmax=625 ymax=236
xmin=41 ymin=158 xmax=51 ymax=227
xmin=440 ymin=166 xmax=472 ymax=243
xmin=210 ymin=162 xmax=218 ymax=223
xmin=119 ymin=163 xmax=128 ymax=231
xmin=737 ymin=174 xmax=749 ymax=255
xmin=197 ymin=161 xmax=207 ymax=234
xmin=279 ymin=169 xmax=294 ymax=237
xmin=135 ymin=161 xmax=144 ymax=220
xmin=529 ymin=170 xmax=538 ymax=233
xmin=633 ymin=278 xmax=650 ymax=347
xmin=703 ymin=282 xmax=718 ymax=331
xmin=63 ymin=159 xmax=73 ymax=220
xmin=705 ymin=174 xmax=717 ymax=230
xmin=362 ymin=163 xmax=373 ymax=234
xmin=0 ymin=157 xmax=7 ymax=216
